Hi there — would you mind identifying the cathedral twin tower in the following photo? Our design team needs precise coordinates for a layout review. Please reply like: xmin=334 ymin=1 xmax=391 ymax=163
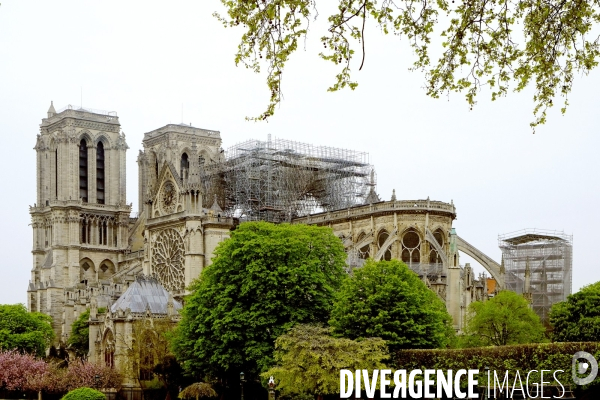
xmin=28 ymin=103 xmax=232 ymax=342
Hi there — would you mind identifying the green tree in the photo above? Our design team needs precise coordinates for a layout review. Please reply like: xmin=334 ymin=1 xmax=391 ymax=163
xmin=263 ymin=324 xmax=388 ymax=400
xmin=170 ymin=222 xmax=347 ymax=384
xmin=550 ymin=281 xmax=600 ymax=342
xmin=464 ymin=290 xmax=545 ymax=346
xmin=119 ymin=319 xmax=176 ymax=389
xmin=68 ymin=308 xmax=105 ymax=358
xmin=216 ymin=0 xmax=600 ymax=129
xmin=329 ymin=259 xmax=454 ymax=350
xmin=0 ymin=304 xmax=54 ymax=357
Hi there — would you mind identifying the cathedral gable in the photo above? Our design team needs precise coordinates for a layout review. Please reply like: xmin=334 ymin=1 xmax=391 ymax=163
xmin=151 ymin=161 xmax=182 ymax=201
xmin=153 ymin=165 xmax=183 ymax=217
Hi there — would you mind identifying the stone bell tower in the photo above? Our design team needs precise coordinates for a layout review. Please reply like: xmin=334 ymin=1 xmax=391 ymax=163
xmin=136 ymin=124 xmax=233 ymax=297
xmin=28 ymin=103 xmax=131 ymax=343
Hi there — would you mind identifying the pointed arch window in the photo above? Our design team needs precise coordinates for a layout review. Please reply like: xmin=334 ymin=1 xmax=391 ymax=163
xmin=356 ymin=232 xmax=370 ymax=259
xmin=139 ymin=335 xmax=155 ymax=381
xmin=401 ymin=229 xmax=421 ymax=268
xmin=429 ymin=228 xmax=445 ymax=267
xmin=98 ymin=219 xmax=108 ymax=245
xmin=55 ymin=149 xmax=58 ymax=199
xmin=180 ymin=153 xmax=189 ymax=179
xmin=104 ymin=331 xmax=115 ymax=369
xmin=79 ymin=140 xmax=88 ymax=202
xmin=96 ymin=142 xmax=105 ymax=204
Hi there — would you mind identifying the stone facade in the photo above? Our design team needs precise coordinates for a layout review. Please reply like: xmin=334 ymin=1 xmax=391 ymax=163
xmin=292 ymin=199 xmax=494 ymax=331
xmin=28 ymin=105 xmax=233 ymax=346
xmin=28 ymin=103 xmax=502 ymax=353
xmin=88 ymin=276 xmax=181 ymax=387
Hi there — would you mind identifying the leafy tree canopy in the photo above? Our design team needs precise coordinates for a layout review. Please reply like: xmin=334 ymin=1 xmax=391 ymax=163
xmin=464 ymin=290 xmax=546 ymax=346
xmin=550 ymin=281 xmax=600 ymax=342
xmin=216 ymin=0 xmax=600 ymax=129
xmin=329 ymin=259 xmax=454 ymax=350
xmin=0 ymin=304 xmax=54 ymax=357
xmin=263 ymin=324 xmax=388 ymax=398
xmin=68 ymin=308 xmax=105 ymax=358
xmin=170 ymin=222 xmax=347 ymax=383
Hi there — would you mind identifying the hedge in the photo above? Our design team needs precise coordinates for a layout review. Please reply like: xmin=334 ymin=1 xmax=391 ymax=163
xmin=61 ymin=388 xmax=106 ymax=400
xmin=395 ymin=342 xmax=600 ymax=389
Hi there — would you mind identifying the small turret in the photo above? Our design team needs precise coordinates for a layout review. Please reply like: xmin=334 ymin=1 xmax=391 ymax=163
xmin=210 ymin=194 xmax=223 ymax=214
xmin=47 ymin=101 xmax=56 ymax=118
xmin=364 ymin=169 xmax=380 ymax=204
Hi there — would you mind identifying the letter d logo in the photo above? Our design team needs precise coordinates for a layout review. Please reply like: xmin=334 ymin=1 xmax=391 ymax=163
xmin=572 ymin=351 xmax=598 ymax=385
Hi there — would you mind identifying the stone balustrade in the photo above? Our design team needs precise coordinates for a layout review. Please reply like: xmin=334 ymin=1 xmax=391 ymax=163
xmin=292 ymin=199 xmax=456 ymax=225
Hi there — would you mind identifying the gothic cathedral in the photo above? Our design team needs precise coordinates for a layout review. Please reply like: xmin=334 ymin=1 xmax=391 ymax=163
xmin=28 ymin=104 xmax=233 ymax=344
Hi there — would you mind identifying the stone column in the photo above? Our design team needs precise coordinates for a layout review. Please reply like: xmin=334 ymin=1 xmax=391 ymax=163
xmin=447 ymin=264 xmax=462 ymax=331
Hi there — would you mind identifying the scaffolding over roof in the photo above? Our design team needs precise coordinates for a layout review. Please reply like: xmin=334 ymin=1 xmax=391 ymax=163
xmin=498 ymin=229 xmax=573 ymax=324
xmin=209 ymin=136 xmax=373 ymax=222
xmin=498 ymin=228 xmax=569 ymax=245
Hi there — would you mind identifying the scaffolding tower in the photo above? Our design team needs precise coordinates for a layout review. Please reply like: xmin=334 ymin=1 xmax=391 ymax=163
xmin=498 ymin=229 xmax=573 ymax=324
xmin=210 ymin=136 xmax=373 ymax=222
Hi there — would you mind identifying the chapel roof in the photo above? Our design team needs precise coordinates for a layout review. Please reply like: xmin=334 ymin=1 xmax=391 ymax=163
xmin=110 ymin=275 xmax=182 ymax=315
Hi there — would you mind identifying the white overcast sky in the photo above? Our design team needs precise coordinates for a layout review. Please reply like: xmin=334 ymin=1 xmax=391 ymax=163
xmin=0 ymin=1 xmax=598 ymax=305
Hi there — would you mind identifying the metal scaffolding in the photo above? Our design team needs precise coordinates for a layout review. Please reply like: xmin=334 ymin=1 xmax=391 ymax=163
xmin=208 ymin=136 xmax=373 ymax=222
xmin=498 ymin=229 xmax=573 ymax=324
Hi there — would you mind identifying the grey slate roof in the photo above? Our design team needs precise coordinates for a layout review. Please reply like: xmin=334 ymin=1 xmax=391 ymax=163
xmin=110 ymin=276 xmax=182 ymax=315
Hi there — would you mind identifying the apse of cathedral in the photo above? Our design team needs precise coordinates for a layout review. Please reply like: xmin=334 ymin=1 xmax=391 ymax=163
xmin=28 ymin=103 xmax=499 ymax=348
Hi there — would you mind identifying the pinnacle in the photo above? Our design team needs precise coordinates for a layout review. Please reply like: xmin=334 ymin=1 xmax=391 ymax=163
xmin=47 ymin=100 xmax=56 ymax=117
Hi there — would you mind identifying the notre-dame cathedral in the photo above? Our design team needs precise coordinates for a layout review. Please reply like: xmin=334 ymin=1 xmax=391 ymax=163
xmin=28 ymin=103 xmax=504 ymax=353
xmin=28 ymin=104 xmax=234 ymax=346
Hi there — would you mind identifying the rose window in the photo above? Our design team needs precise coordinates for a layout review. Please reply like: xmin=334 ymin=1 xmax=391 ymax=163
xmin=152 ymin=228 xmax=185 ymax=292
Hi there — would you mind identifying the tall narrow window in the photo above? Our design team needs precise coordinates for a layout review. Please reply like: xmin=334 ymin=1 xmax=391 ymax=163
xmin=113 ymin=223 xmax=118 ymax=248
xmin=98 ymin=220 xmax=107 ymax=245
xmin=55 ymin=149 xmax=58 ymax=199
xmin=96 ymin=142 xmax=105 ymax=204
xmin=139 ymin=335 xmax=155 ymax=381
xmin=104 ymin=330 xmax=115 ymax=369
xmin=180 ymin=153 xmax=189 ymax=178
xmin=79 ymin=140 xmax=88 ymax=202
xmin=81 ymin=219 xmax=87 ymax=244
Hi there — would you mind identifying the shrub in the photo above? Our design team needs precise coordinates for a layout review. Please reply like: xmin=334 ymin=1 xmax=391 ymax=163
xmin=463 ymin=290 xmax=546 ymax=346
xmin=61 ymin=387 xmax=106 ymax=400
xmin=395 ymin=342 xmax=600 ymax=388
